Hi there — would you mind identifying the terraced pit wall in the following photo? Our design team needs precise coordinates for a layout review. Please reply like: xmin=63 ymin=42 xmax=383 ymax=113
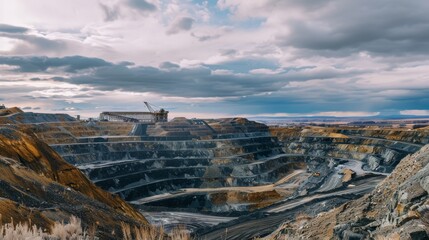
xmin=18 ymin=115 xmax=429 ymax=237
xmin=32 ymin=118 xmax=308 ymax=214
xmin=34 ymin=120 xmax=429 ymax=214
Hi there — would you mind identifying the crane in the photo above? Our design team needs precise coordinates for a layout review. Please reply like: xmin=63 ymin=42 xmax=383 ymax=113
xmin=144 ymin=101 xmax=169 ymax=122
xmin=144 ymin=102 xmax=155 ymax=113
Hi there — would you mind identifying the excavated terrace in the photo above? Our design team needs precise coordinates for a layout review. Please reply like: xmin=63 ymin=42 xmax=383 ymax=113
xmin=19 ymin=117 xmax=429 ymax=237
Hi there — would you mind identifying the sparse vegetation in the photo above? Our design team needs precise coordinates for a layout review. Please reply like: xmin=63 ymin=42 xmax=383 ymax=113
xmin=120 ymin=222 xmax=190 ymax=240
xmin=50 ymin=216 xmax=91 ymax=240
xmin=1 ymin=215 xmax=191 ymax=240
xmin=0 ymin=215 xmax=91 ymax=240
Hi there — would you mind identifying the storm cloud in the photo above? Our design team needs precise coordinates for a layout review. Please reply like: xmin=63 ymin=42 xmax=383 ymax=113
xmin=60 ymin=63 xmax=287 ymax=98
xmin=0 ymin=55 xmax=373 ymax=109
xmin=167 ymin=17 xmax=195 ymax=35
xmin=275 ymin=0 xmax=429 ymax=56
xmin=0 ymin=56 xmax=112 ymax=72
xmin=127 ymin=0 xmax=157 ymax=12
xmin=0 ymin=24 xmax=29 ymax=33
xmin=0 ymin=0 xmax=428 ymax=117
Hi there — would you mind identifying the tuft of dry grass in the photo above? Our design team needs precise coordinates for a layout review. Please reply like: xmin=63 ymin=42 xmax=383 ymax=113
xmin=121 ymin=222 xmax=190 ymax=240
xmin=51 ymin=216 xmax=83 ymax=239
xmin=0 ymin=214 xmax=94 ymax=240
xmin=1 ymin=215 xmax=190 ymax=240
xmin=169 ymin=225 xmax=189 ymax=240
xmin=0 ymin=218 xmax=45 ymax=240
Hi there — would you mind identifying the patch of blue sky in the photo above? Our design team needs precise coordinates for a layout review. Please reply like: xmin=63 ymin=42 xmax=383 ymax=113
xmin=190 ymin=0 xmax=264 ymax=29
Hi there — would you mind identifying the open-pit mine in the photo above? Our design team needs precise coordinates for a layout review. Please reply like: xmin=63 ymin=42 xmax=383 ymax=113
xmin=0 ymin=106 xmax=428 ymax=239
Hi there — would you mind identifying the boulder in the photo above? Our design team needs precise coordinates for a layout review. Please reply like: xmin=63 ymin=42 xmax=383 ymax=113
xmin=368 ymin=156 xmax=381 ymax=170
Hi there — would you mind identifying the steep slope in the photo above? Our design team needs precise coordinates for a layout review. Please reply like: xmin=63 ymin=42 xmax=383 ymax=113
xmin=0 ymin=107 xmax=23 ymax=116
xmin=0 ymin=107 xmax=76 ymax=124
xmin=268 ymin=144 xmax=429 ymax=240
xmin=0 ymin=126 xmax=147 ymax=239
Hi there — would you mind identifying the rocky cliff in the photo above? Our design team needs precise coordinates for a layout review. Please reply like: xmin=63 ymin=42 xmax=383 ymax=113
xmin=267 ymin=144 xmax=429 ymax=240
xmin=0 ymin=126 xmax=147 ymax=239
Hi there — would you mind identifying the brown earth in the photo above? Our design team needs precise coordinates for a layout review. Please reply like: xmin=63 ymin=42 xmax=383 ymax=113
xmin=209 ymin=190 xmax=284 ymax=211
xmin=0 ymin=126 xmax=147 ymax=239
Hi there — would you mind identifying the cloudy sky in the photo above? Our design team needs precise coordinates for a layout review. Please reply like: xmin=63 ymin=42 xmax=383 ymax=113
xmin=0 ymin=0 xmax=428 ymax=118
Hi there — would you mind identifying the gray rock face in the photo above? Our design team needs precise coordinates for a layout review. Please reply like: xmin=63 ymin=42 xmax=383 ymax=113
xmin=382 ymin=149 xmax=399 ymax=164
xmin=367 ymin=156 xmax=381 ymax=171
xmin=342 ymin=230 xmax=364 ymax=240
xmin=268 ymin=145 xmax=429 ymax=240
xmin=279 ymin=133 xmax=419 ymax=174
xmin=363 ymin=146 xmax=429 ymax=238
xmin=410 ymin=230 xmax=429 ymax=240
xmin=420 ymin=174 xmax=429 ymax=193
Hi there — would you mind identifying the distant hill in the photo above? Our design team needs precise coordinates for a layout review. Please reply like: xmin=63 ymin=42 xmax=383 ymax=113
xmin=0 ymin=107 xmax=76 ymax=124
xmin=0 ymin=106 xmax=23 ymax=116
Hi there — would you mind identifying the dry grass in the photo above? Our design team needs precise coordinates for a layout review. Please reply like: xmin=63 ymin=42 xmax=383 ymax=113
xmin=50 ymin=216 xmax=89 ymax=239
xmin=121 ymin=222 xmax=190 ymax=240
xmin=169 ymin=225 xmax=190 ymax=240
xmin=1 ymin=215 xmax=190 ymax=240
xmin=0 ymin=217 xmax=45 ymax=240
xmin=0 ymin=214 xmax=92 ymax=240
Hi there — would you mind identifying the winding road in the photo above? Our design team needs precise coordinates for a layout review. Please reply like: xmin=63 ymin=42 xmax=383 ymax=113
xmin=142 ymin=211 xmax=237 ymax=232
xmin=196 ymin=176 xmax=384 ymax=240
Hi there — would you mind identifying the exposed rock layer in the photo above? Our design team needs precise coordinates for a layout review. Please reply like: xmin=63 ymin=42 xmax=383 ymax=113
xmin=3 ymin=108 xmax=429 ymax=239
xmin=0 ymin=126 xmax=147 ymax=239
xmin=268 ymin=144 xmax=429 ymax=240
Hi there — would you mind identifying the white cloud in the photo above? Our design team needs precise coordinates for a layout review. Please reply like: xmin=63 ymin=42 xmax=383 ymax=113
xmin=0 ymin=0 xmax=428 ymax=117
xmin=0 ymin=0 xmax=104 ymax=29
xmin=400 ymin=110 xmax=429 ymax=116
xmin=242 ymin=111 xmax=380 ymax=118
xmin=211 ymin=69 xmax=233 ymax=75
xmin=250 ymin=68 xmax=281 ymax=75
